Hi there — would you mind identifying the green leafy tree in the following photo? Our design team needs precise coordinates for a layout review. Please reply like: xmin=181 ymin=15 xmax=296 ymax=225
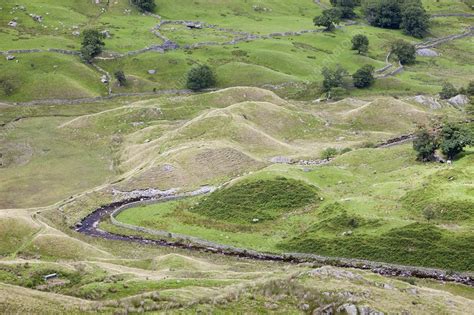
xmin=439 ymin=123 xmax=472 ymax=160
xmin=314 ymin=8 xmax=342 ymax=31
xmin=352 ymin=65 xmax=375 ymax=88
xmin=401 ymin=2 xmax=430 ymax=38
xmin=439 ymin=82 xmax=458 ymax=100
xmin=131 ymin=0 xmax=156 ymax=12
xmin=351 ymin=34 xmax=369 ymax=54
xmin=321 ymin=65 xmax=348 ymax=92
xmin=114 ymin=70 xmax=126 ymax=86
xmin=363 ymin=0 xmax=402 ymax=29
xmin=391 ymin=40 xmax=416 ymax=64
xmin=330 ymin=0 xmax=358 ymax=18
xmin=186 ymin=65 xmax=216 ymax=91
xmin=413 ymin=128 xmax=437 ymax=161
xmin=80 ymin=29 xmax=105 ymax=62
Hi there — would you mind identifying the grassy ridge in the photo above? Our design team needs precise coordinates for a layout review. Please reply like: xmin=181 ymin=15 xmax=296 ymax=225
xmin=190 ymin=177 xmax=318 ymax=224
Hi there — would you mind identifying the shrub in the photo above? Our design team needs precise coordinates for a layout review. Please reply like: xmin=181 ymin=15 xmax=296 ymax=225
xmin=80 ymin=29 xmax=105 ymax=62
xmin=439 ymin=82 xmax=458 ymax=99
xmin=391 ymin=40 xmax=416 ymax=64
xmin=401 ymin=1 xmax=430 ymax=38
xmin=321 ymin=65 xmax=348 ymax=92
xmin=412 ymin=127 xmax=437 ymax=161
xmin=131 ymin=0 xmax=156 ymax=13
xmin=186 ymin=65 xmax=216 ymax=91
xmin=439 ymin=122 xmax=473 ymax=160
xmin=352 ymin=65 xmax=375 ymax=88
xmin=114 ymin=70 xmax=126 ymax=86
xmin=321 ymin=147 xmax=339 ymax=160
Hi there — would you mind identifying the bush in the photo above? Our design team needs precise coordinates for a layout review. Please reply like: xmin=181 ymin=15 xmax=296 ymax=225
xmin=321 ymin=147 xmax=339 ymax=160
xmin=391 ymin=40 xmax=416 ymax=64
xmin=80 ymin=29 xmax=105 ymax=62
xmin=352 ymin=65 xmax=375 ymax=88
xmin=0 ymin=77 xmax=17 ymax=96
xmin=439 ymin=82 xmax=458 ymax=99
xmin=321 ymin=65 xmax=348 ymax=92
xmin=186 ymin=65 xmax=216 ymax=91
xmin=466 ymin=81 xmax=474 ymax=96
xmin=351 ymin=34 xmax=369 ymax=54
xmin=363 ymin=0 xmax=402 ymax=29
xmin=439 ymin=122 xmax=473 ymax=160
xmin=412 ymin=127 xmax=437 ymax=161
xmin=114 ymin=70 xmax=126 ymax=86
xmin=401 ymin=2 xmax=430 ymax=38
xmin=131 ymin=0 xmax=156 ymax=12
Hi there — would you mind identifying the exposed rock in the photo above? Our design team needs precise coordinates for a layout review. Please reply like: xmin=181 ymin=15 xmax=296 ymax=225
xmin=148 ymin=69 xmax=156 ymax=74
xmin=337 ymin=304 xmax=358 ymax=315
xmin=270 ymin=156 xmax=292 ymax=164
xmin=411 ymin=95 xmax=442 ymax=109
xmin=185 ymin=22 xmax=202 ymax=29
xmin=8 ymin=20 xmax=18 ymax=27
xmin=72 ymin=31 xmax=80 ymax=36
xmin=312 ymin=303 xmax=334 ymax=315
xmin=416 ymin=48 xmax=439 ymax=57
xmin=112 ymin=188 xmax=179 ymax=199
xmin=29 ymin=14 xmax=43 ymax=22
xmin=162 ymin=164 xmax=174 ymax=172
xmin=447 ymin=94 xmax=469 ymax=106
xmin=358 ymin=305 xmax=385 ymax=315
xmin=6 ymin=55 xmax=16 ymax=61
xmin=308 ymin=266 xmax=362 ymax=280
xmin=100 ymin=75 xmax=108 ymax=83
xmin=100 ymin=30 xmax=111 ymax=38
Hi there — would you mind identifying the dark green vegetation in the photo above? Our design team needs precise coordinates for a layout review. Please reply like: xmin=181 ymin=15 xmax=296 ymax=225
xmin=351 ymin=34 xmax=369 ymax=54
xmin=132 ymin=0 xmax=157 ymax=13
xmin=186 ymin=65 xmax=216 ymax=91
xmin=363 ymin=0 xmax=430 ymax=38
xmin=280 ymin=221 xmax=474 ymax=271
xmin=352 ymin=65 xmax=375 ymax=88
xmin=391 ymin=40 xmax=417 ymax=64
xmin=314 ymin=8 xmax=341 ymax=32
xmin=413 ymin=127 xmax=437 ymax=161
xmin=191 ymin=178 xmax=317 ymax=225
xmin=80 ymin=29 xmax=105 ymax=63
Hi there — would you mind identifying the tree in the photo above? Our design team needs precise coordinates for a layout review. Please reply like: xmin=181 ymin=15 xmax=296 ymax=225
xmin=321 ymin=65 xmax=348 ymax=92
xmin=131 ymin=0 xmax=156 ymax=12
xmin=186 ymin=65 xmax=216 ymax=91
xmin=80 ymin=29 xmax=105 ymax=62
xmin=439 ymin=82 xmax=458 ymax=100
xmin=351 ymin=34 xmax=369 ymax=54
xmin=330 ymin=0 xmax=358 ymax=18
xmin=401 ymin=2 xmax=430 ymax=38
xmin=352 ymin=65 xmax=375 ymax=88
xmin=114 ymin=70 xmax=126 ymax=86
xmin=413 ymin=127 xmax=437 ymax=161
xmin=439 ymin=123 xmax=472 ymax=160
xmin=391 ymin=40 xmax=416 ymax=64
xmin=363 ymin=0 xmax=402 ymax=29
xmin=314 ymin=8 xmax=342 ymax=31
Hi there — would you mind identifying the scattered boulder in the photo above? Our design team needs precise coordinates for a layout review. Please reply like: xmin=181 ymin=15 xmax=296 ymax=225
xmin=270 ymin=156 xmax=292 ymax=164
xmin=416 ymin=48 xmax=439 ymax=57
xmin=411 ymin=95 xmax=442 ymax=109
xmin=72 ymin=31 xmax=80 ymax=36
xmin=6 ymin=55 xmax=16 ymax=61
xmin=312 ymin=303 xmax=335 ymax=315
xmin=358 ymin=305 xmax=385 ymax=315
xmin=147 ymin=69 xmax=156 ymax=75
xmin=8 ymin=20 xmax=18 ymax=27
xmin=185 ymin=22 xmax=202 ymax=29
xmin=337 ymin=304 xmax=358 ymax=315
xmin=447 ymin=94 xmax=469 ymax=106
xmin=100 ymin=30 xmax=111 ymax=38
xmin=100 ymin=75 xmax=108 ymax=83
xmin=29 ymin=14 xmax=43 ymax=22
